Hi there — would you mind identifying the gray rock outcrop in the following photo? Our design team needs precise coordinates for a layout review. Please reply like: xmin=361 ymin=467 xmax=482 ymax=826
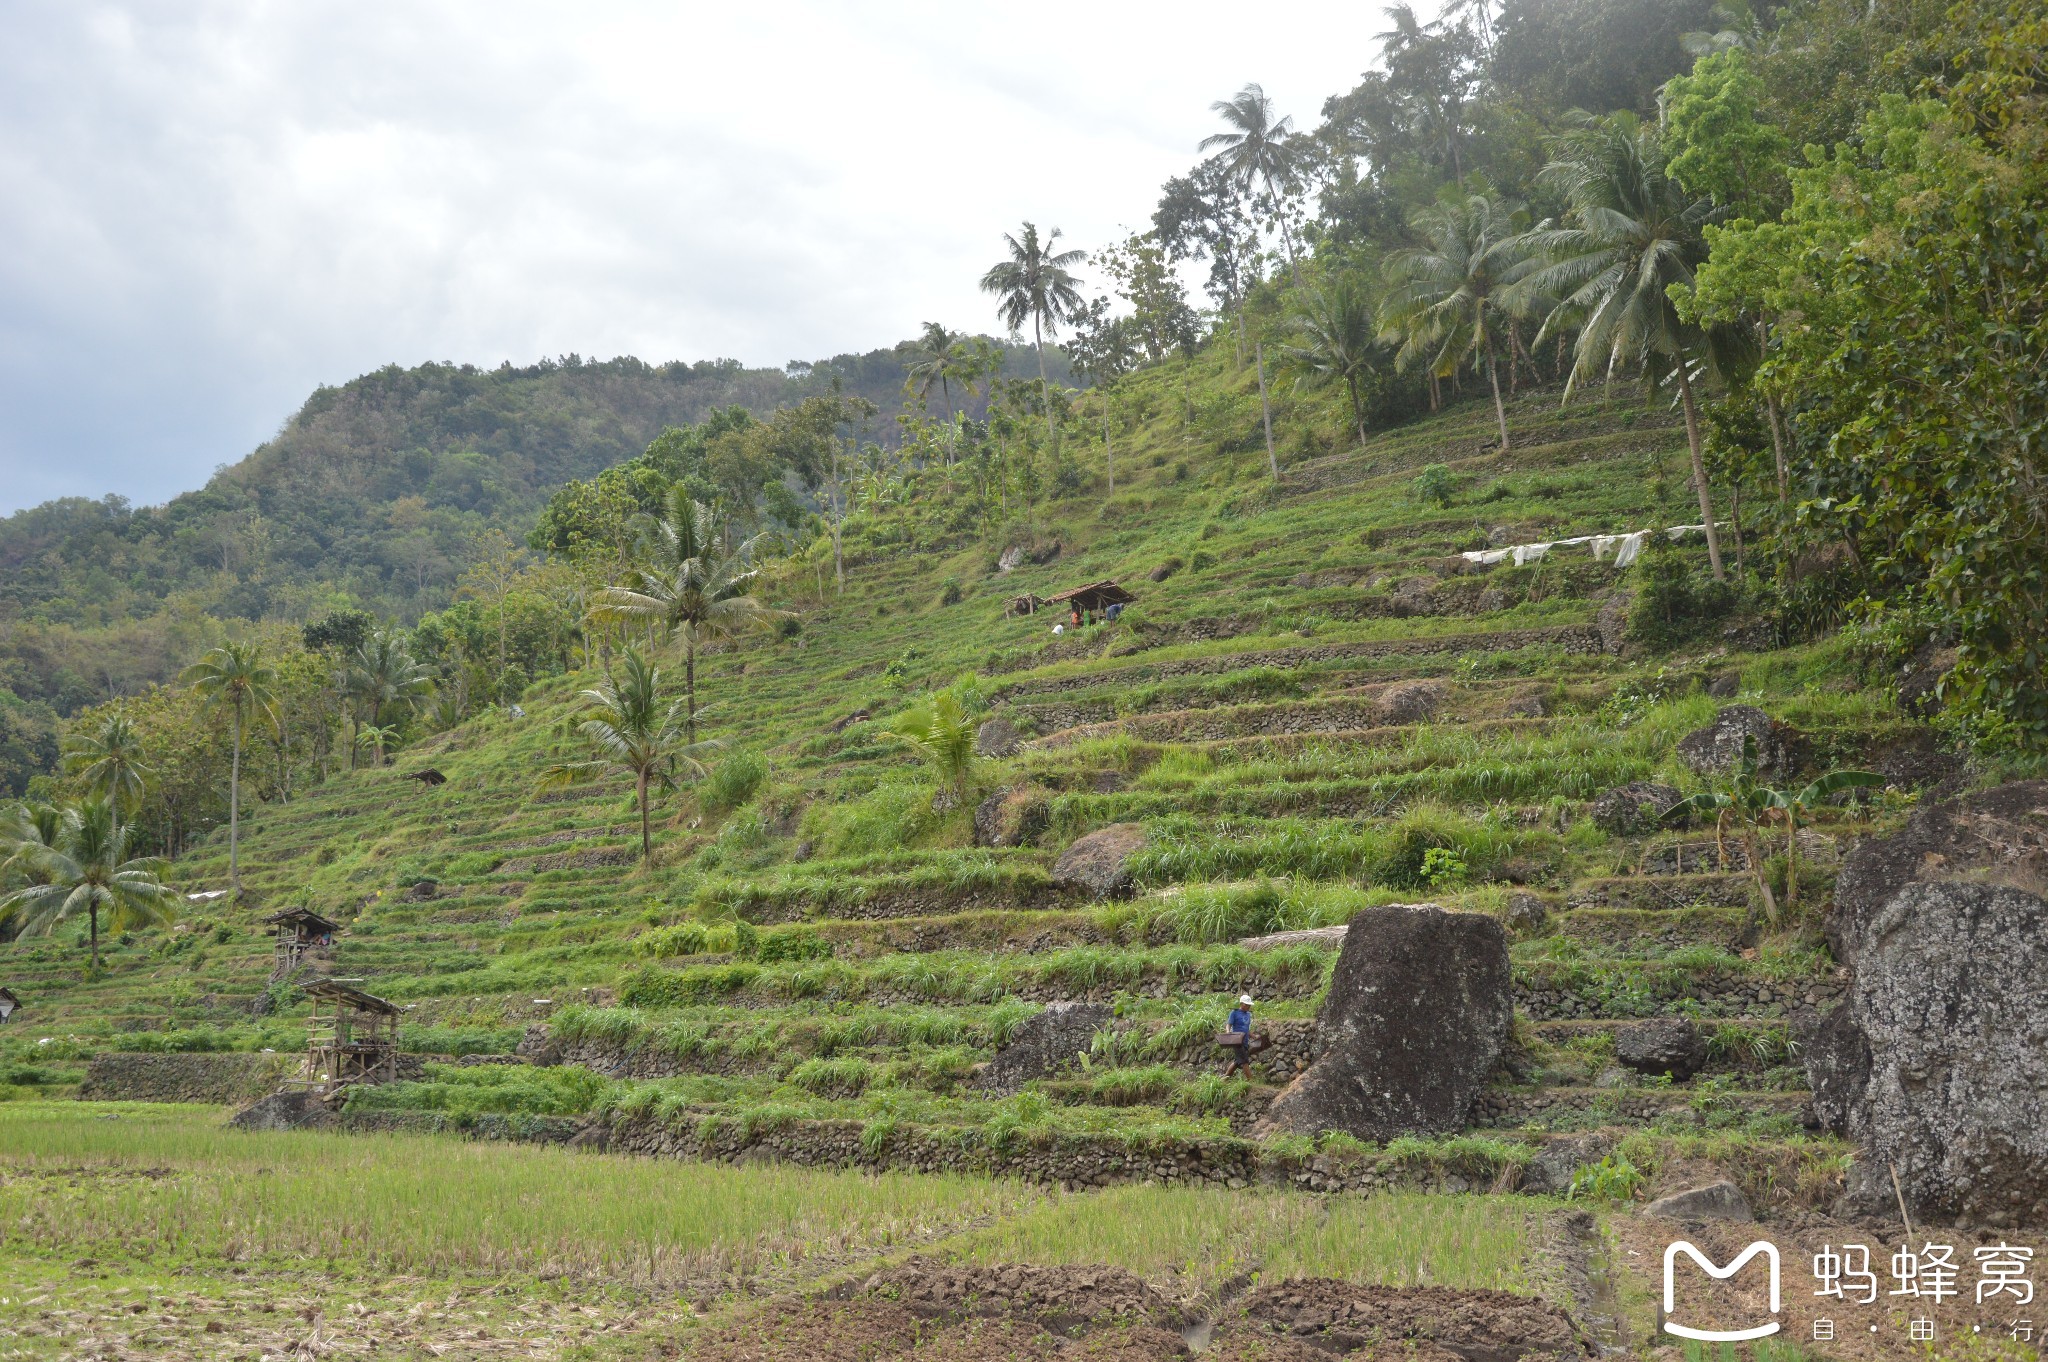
xmin=974 ymin=717 xmax=1023 ymax=758
xmin=1807 ymin=881 xmax=2048 ymax=1227
xmin=1373 ymin=679 xmax=1449 ymax=725
xmin=1644 ymin=1180 xmax=1754 ymax=1223
xmin=1051 ymin=824 xmax=1148 ymax=900
xmin=1615 ymin=1017 xmax=1706 ymax=1080
xmin=1589 ymin=782 xmax=1683 ymax=836
xmin=1677 ymin=705 xmax=1794 ymax=777
xmin=974 ymin=787 xmax=1051 ymax=848
xmin=227 ymin=1090 xmax=337 ymax=1132
xmin=1504 ymin=892 xmax=1549 ymax=935
xmin=976 ymin=1002 xmax=1111 ymax=1094
xmin=1829 ymin=779 xmax=2048 ymax=964
xmin=1261 ymin=904 xmax=1512 ymax=1142
xmin=1518 ymin=1134 xmax=1612 ymax=1196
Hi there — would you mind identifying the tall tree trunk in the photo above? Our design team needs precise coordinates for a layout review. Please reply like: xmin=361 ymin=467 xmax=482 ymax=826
xmin=1033 ymin=317 xmax=1056 ymax=455
xmin=1674 ymin=365 xmax=1727 ymax=580
xmin=637 ymin=769 xmax=651 ymax=862
xmin=229 ymin=703 xmax=244 ymax=892
xmin=90 ymin=904 xmax=100 ymax=972
xmin=1256 ymin=341 xmax=1279 ymax=481
xmin=1766 ymin=390 xmax=1790 ymax=505
xmin=685 ymin=635 xmax=698 ymax=745
xmin=1485 ymin=343 xmax=1510 ymax=453
xmin=1102 ymin=394 xmax=1114 ymax=495
xmin=1732 ymin=477 xmax=1746 ymax=577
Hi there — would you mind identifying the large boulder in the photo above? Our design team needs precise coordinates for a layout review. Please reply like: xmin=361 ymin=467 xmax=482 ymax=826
xmin=1615 ymin=1018 xmax=1706 ymax=1081
xmin=1643 ymin=1181 xmax=1754 ymax=1223
xmin=975 ymin=1002 xmax=1111 ymax=1094
xmin=1805 ymin=882 xmax=2048 ymax=1227
xmin=227 ymin=1090 xmax=337 ymax=1132
xmin=1373 ymin=679 xmax=1449 ymax=725
xmin=1051 ymin=824 xmax=1148 ymax=900
xmin=1588 ymin=782 xmax=1683 ymax=836
xmin=973 ymin=787 xmax=1051 ymax=848
xmin=1829 ymin=779 xmax=2048 ymax=964
xmin=974 ymin=717 xmax=1023 ymax=758
xmin=1677 ymin=704 xmax=1795 ymax=776
xmin=1261 ymin=904 xmax=1512 ymax=1142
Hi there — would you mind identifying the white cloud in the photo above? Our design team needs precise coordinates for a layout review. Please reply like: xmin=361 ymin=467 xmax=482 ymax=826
xmin=0 ymin=0 xmax=1385 ymax=512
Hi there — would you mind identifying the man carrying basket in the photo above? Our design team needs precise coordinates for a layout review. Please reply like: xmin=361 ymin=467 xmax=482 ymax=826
xmin=1218 ymin=993 xmax=1268 ymax=1078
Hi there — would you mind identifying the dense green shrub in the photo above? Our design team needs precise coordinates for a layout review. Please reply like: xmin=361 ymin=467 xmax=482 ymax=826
xmin=700 ymin=751 xmax=768 ymax=815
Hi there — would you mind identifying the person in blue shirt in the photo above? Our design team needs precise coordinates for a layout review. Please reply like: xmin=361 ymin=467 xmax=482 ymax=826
xmin=1220 ymin=993 xmax=1264 ymax=1078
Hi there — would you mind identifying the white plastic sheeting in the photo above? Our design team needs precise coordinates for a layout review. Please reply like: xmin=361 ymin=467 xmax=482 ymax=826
xmin=1463 ymin=523 xmax=1718 ymax=572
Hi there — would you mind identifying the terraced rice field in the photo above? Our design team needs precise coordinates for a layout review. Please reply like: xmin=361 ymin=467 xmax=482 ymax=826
xmin=3 ymin=382 xmax=1926 ymax=1264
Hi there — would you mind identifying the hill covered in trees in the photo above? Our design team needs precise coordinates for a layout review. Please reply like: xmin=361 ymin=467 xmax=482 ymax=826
xmin=0 ymin=341 xmax=1062 ymax=731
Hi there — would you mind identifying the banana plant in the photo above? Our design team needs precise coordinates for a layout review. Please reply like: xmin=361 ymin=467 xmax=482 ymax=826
xmin=1664 ymin=736 xmax=1883 ymax=924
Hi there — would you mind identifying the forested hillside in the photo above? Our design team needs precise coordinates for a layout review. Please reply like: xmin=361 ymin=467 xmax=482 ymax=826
xmin=0 ymin=340 xmax=1061 ymax=733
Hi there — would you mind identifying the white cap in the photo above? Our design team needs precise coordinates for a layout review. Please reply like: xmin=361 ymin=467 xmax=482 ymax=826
xmin=1239 ymin=994 xmax=1255 ymax=1006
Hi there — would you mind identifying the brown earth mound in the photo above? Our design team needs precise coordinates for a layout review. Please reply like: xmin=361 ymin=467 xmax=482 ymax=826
xmin=682 ymin=1265 xmax=1590 ymax=1360
xmin=1227 ymin=1279 xmax=1590 ymax=1360
xmin=869 ymin=1257 xmax=1180 ymax=1329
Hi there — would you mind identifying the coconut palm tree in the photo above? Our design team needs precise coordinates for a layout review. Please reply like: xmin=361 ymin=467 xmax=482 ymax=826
xmin=342 ymin=632 xmax=435 ymax=765
xmin=980 ymin=223 xmax=1086 ymax=450
xmin=1284 ymin=277 xmax=1382 ymax=449
xmin=1381 ymin=195 xmax=1540 ymax=453
xmin=180 ymin=642 xmax=278 ymax=892
xmin=60 ymin=715 xmax=153 ymax=824
xmin=1517 ymin=113 xmax=1736 ymax=578
xmin=537 ymin=648 xmax=720 ymax=861
xmin=0 ymin=799 xmax=176 ymax=971
xmin=1200 ymin=83 xmax=1305 ymax=277
xmin=885 ymin=690 xmax=979 ymax=806
xmin=0 ymin=802 xmax=66 ymax=882
xmin=588 ymin=491 xmax=783 ymax=744
xmin=905 ymin=322 xmax=971 ymax=423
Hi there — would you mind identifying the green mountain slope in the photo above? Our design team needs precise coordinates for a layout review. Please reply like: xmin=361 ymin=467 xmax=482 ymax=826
xmin=0 ymin=342 xmax=1062 ymax=720
xmin=1 ymin=354 xmax=1929 ymax=1212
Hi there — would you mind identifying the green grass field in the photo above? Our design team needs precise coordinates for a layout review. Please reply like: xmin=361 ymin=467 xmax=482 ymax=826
xmin=0 ymin=358 xmax=1972 ymax=1359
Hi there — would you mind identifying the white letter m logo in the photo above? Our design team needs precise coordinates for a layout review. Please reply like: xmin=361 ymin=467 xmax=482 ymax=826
xmin=1663 ymin=1240 xmax=1782 ymax=1342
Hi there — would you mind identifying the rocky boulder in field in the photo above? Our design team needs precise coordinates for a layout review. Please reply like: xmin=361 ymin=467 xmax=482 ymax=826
xmin=1807 ymin=880 xmax=2048 ymax=1228
xmin=974 ymin=717 xmax=1023 ymax=758
xmin=1261 ymin=903 xmax=1512 ymax=1142
xmin=1588 ymin=782 xmax=1683 ymax=836
xmin=1615 ymin=1017 xmax=1706 ymax=1080
xmin=1829 ymin=779 xmax=2048 ymax=964
xmin=973 ymin=787 xmax=1050 ymax=848
xmin=975 ymin=1002 xmax=1111 ymax=1094
xmin=1676 ymin=704 xmax=1796 ymax=777
xmin=1051 ymin=824 xmax=1148 ymax=899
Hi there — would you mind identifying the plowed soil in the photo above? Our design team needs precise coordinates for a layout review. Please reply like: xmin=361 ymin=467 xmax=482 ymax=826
xmin=680 ymin=1263 xmax=1591 ymax=1360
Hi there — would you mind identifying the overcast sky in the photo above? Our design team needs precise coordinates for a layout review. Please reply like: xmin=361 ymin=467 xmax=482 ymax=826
xmin=0 ymin=1 xmax=1396 ymax=515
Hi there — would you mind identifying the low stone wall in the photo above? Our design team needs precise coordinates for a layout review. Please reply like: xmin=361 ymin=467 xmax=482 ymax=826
xmin=78 ymin=1052 xmax=297 ymax=1104
xmin=1517 ymin=975 xmax=1843 ymax=1021
xmin=1472 ymin=1086 xmax=1812 ymax=1129
xmin=338 ymin=1110 xmax=583 ymax=1143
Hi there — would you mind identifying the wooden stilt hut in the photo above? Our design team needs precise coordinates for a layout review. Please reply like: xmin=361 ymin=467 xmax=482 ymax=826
xmin=262 ymin=907 xmax=339 ymax=981
xmin=298 ymin=979 xmax=401 ymax=1095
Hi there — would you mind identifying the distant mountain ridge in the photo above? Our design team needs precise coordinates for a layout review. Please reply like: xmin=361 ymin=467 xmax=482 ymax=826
xmin=0 ymin=340 xmax=1062 ymax=719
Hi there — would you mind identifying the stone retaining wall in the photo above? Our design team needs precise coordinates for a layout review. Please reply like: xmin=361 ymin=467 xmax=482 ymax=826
xmin=1516 ymin=975 xmax=1843 ymax=1022
xmin=992 ymin=627 xmax=1603 ymax=702
xmin=337 ymin=1110 xmax=583 ymax=1142
xmin=78 ymin=1052 xmax=297 ymax=1104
